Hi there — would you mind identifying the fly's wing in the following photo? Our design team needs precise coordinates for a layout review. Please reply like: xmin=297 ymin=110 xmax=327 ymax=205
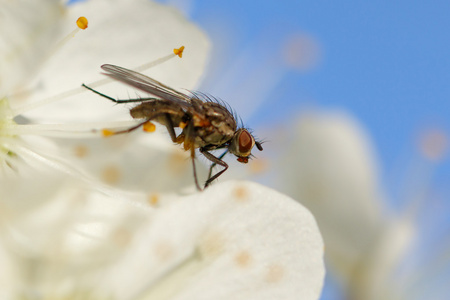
xmin=101 ymin=64 xmax=192 ymax=110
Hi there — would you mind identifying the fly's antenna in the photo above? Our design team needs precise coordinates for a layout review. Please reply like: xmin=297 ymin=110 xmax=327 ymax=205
xmin=255 ymin=140 xmax=264 ymax=151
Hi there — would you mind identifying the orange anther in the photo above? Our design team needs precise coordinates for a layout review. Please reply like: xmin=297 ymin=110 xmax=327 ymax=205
xmin=102 ymin=129 xmax=115 ymax=137
xmin=76 ymin=17 xmax=88 ymax=30
xmin=173 ymin=46 xmax=185 ymax=58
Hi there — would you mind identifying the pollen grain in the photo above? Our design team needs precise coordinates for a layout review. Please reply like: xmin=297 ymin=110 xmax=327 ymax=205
xmin=264 ymin=264 xmax=285 ymax=283
xmin=234 ymin=250 xmax=252 ymax=268
xmin=233 ymin=185 xmax=249 ymax=203
xmin=74 ymin=144 xmax=89 ymax=158
xmin=101 ymin=165 xmax=121 ymax=185
xmin=143 ymin=121 xmax=156 ymax=132
xmin=198 ymin=231 xmax=226 ymax=258
xmin=153 ymin=240 xmax=175 ymax=262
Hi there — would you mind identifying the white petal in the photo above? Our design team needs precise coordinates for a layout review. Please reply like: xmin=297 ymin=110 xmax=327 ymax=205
xmin=49 ymin=128 xmax=206 ymax=193
xmin=352 ymin=217 xmax=415 ymax=300
xmin=0 ymin=170 xmax=150 ymax=298
xmin=0 ymin=0 xmax=63 ymax=96
xmin=279 ymin=111 xmax=385 ymax=281
xmin=102 ymin=181 xmax=325 ymax=300
xmin=0 ymin=172 xmax=324 ymax=299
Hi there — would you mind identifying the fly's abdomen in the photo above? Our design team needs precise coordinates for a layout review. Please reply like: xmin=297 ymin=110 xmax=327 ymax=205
xmin=130 ymin=101 xmax=185 ymax=127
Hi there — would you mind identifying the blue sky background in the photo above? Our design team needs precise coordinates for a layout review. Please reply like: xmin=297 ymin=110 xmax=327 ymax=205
xmin=156 ymin=0 xmax=450 ymax=205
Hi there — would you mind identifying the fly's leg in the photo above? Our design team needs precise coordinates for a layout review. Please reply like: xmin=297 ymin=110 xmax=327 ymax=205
xmin=182 ymin=121 xmax=202 ymax=191
xmin=200 ymin=148 xmax=229 ymax=188
xmin=82 ymin=84 xmax=159 ymax=103
xmin=106 ymin=119 xmax=150 ymax=135
xmin=162 ymin=113 xmax=178 ymax=143
xmin=207 ymin=150 xmax=228 ymax=180
xmin=103 ymin=113 xmax=164 ymax=136
xmin=162 ymin=113 xmax=186 ymax=145
xmin=191 ymin=147 xmax=202 ymax=191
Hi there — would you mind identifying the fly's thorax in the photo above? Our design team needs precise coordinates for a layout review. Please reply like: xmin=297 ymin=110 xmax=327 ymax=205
xmin=191 ymin=101 xmax=237 ymax=147
xmin=228 ymin=128 xmax=256 ymax=163
xmin=202 ymin=102 xmax=237 ymax=131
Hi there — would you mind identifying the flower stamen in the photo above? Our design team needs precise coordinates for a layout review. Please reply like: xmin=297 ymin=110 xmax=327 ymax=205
xmin=12 ymin=46 xmax=185 ymax=116
xmin=134 ymin=45 xmax=185 ymax=73
xmin=4 ymin=120 xmax=140 ymax=138
xmin=42 ymin=16 xmax=90 ymax=68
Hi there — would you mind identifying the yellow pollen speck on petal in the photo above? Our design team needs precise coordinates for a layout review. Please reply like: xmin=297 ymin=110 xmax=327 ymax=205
xmin=143 ymin=121 xmax=156 ymax=132
xmin=153 ymin=240 xmax=175 ymax=262
xmin=148 ymin=193 xmax=160 ymax=206
xmin=234 ymin=250 xmax=252 ymax=268
xmin=264 ymin=264 xmax=285 ymax=283
xmin=76 ymin=16 xmax=88 ymax=30
xmin=167 ymin=149 xmax=189 ymax=175
xmin=233 ymin=185 xmax=249 ymax=203
xmin=198 ymin=231 xmax=226 ymax=258
xmin=112 ymin=228 xmax=132 ymax=248
xmin=102 ymin=129 xmax=115 ymax=137
xmin=101 ymin=165 xmax=121 ymax=185
xmin=173 ymin=46 xmax=185 ymax=58
xmin=74 ymin=144 xmax=89 ymax=158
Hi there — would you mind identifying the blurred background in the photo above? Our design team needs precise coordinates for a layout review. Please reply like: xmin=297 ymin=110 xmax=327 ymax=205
xmin=65 ymin=0 xmax=449 ymax=299
xmin=153 ymin=1 xmax=449 ymax=299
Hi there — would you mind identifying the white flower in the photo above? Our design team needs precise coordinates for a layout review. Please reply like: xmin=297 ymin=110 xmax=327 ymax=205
xmin=1 ymin=2 xmax=326 ymax=299
xmin=277 ymin=110 xmax=449 ymax=300
xmin=279 ymin=111 xmax=385 ymax=281
xmin=0 ymin=0 xmax=64 ymax=96
xmin=0 ymin=171 xmax=325 ymax=300
xmin=0 ymin=0 xmax=209 ymax=191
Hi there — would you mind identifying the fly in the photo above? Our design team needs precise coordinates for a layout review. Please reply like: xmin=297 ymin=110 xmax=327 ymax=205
xmin=82 ymin=64 xmax=263 ymax=190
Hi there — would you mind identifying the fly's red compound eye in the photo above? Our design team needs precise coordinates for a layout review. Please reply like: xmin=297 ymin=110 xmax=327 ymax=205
xmin=238 ymin=130 xmax=253 ymax=154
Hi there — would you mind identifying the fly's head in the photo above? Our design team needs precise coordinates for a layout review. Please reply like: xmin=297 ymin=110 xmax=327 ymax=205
xmin=228 ymin=128 xmax=263 ymax=163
